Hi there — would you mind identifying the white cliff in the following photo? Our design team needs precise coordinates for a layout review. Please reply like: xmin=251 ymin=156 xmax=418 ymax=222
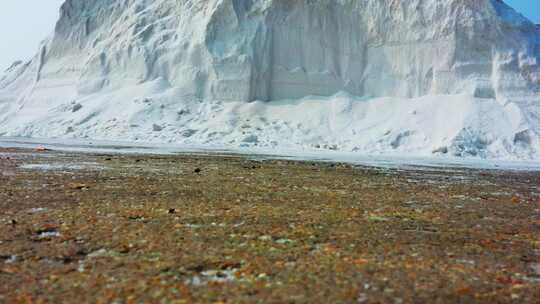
xmin=0 ymin=0 xmax=539 ymax=159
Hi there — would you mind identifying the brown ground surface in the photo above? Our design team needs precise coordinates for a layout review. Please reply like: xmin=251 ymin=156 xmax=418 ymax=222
xmin=0 ymin=147 xmax=539 ymax=303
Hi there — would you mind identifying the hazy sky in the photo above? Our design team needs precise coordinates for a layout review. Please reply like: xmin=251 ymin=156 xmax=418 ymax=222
xmin=0 ymin=0 xmax=539 ymax=72
xmin=1 ymin=0 xmax=64 ymax=71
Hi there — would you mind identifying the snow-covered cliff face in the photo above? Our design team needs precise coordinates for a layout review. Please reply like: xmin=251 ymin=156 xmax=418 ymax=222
xmin=1 ymin=0 xmax=540 ymax=160
xmin=10 ymin=0 xmax=539 ymax=101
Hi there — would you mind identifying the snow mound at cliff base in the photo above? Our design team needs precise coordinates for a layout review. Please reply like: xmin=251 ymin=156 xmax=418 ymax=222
xmin=0 ymin=85 xmax=537 ymax=160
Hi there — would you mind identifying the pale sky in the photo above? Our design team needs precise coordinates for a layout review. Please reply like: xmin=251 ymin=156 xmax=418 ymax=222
xmin=0 ymin=0 xmax=64 ymax=71
xmin=0 ymin=0 xmax=539 ymax=72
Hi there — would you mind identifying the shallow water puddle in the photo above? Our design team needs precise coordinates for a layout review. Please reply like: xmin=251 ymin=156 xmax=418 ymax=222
xmin=19 ymin=162 xmax=106 ymax=171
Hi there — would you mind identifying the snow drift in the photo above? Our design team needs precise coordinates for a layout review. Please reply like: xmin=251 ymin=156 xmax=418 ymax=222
xmin=1 ymin=0 xmax=540 ymax=160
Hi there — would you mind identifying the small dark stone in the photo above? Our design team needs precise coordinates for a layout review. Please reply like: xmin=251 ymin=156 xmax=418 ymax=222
xmin=0 ymin=255 xmax=11 ymax=261
xmin=72 ymin=103 xmax=83 ymax=113
xmin=105 ymin=157 xmax=112 ymax=161
xmin=10 ymin=219 xmax=17 ymax=225
xmin=188 ymin=264 xmax=205 ymax=272
xmin=520 ymin=255 xmax=533 ymax=262
xmin=216 ymin=271 xmax=227 ymax=278
xmin=76 ymin=249 xmax=88 ymax=256
xmin=118 ymin=246 xmax=130 ymax=254
xmin=168 ymin=208 xmax=176 ymax=214
xmin=135 ymin=159 xmax=142 ymax=163
xmin=194 ymin=168 xmax=201 ymax=174
xmin=61 ymin=256 xmax=74 ymax=264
